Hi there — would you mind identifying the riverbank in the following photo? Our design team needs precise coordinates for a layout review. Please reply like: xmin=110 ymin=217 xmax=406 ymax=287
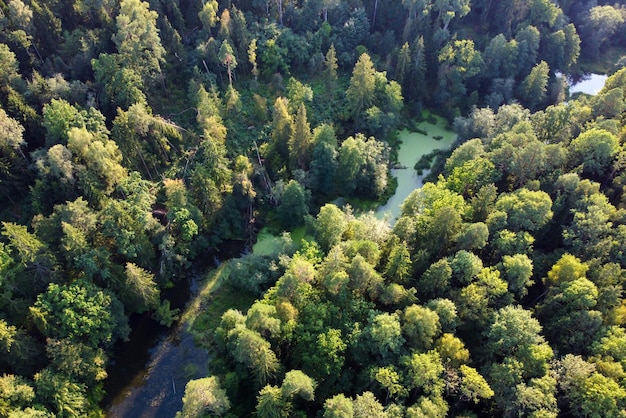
xmin=105 ymin=264 xmax=256 ymax=417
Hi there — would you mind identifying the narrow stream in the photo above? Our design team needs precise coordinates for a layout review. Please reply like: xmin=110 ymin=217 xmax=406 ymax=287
xmin=104 ymin=276 xmax=209 ymax=418
xmin=104 ymin=241 xmax=246 ymax=417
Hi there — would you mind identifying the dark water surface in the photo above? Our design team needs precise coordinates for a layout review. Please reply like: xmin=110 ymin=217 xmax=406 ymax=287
xmin=104 ymin=277 xmax=209 ymax=418
xmin=104 ymin=241 xmax=246 ymax=417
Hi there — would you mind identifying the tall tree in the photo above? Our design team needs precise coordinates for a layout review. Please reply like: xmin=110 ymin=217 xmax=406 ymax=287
xmin=219 ymin=39 xmax=238 ymax=86
xmin=324 ymin=44 xmax=338 ymax=94
xmin=198 ymin=0 xmax=219 ymax=36
xmin=518 ymin=61 xmax=549 ymax=111
xmin=289 ymin=103 xmax=312 ymax=171
xmin=111 ymin=0 xmax=166 ymax=86
xmin=347 ymin=53 xmax=376 ymax=122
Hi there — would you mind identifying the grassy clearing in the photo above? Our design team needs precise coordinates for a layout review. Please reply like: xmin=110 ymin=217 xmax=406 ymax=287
xmin=184 ymin=262 xmax=257 ymax=348
xmin=252 ymin=228 xmax=285 ymax=256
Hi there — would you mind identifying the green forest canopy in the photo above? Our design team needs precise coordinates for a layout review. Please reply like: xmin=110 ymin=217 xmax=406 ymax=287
xmin=0 ymin=0 xmax=626 ymax=416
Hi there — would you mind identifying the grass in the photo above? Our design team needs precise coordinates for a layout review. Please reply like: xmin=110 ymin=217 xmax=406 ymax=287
xmin=184 ymin=262 xmax=257 ymax=348
xmin=289 ymin=225 xmax=308 ymax=247
xmin=252 ymin=228 xmax=285 ymax=256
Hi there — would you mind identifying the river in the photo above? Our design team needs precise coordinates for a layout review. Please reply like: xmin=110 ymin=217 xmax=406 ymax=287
xmin=104 ymin=276 xmax=209 ymax=418
xmin=377 ymin=116 xmax=456 ymax=222
xmin=104 ymin=242 xmax=245 ymax=417
xmin=104 ymin=117 xmax=457 ymax=416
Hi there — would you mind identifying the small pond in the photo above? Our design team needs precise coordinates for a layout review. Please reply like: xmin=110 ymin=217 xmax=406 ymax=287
xmin=376 ymin=117 xmax=456 ymax=223
xmin=569 ymin=73 xmax=608 ymax=96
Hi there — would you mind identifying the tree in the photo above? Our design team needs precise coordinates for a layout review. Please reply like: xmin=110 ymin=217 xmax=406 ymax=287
xmin=314 ymin=204 xmax=347 ymax=252
xmin=495 ymin=188 xmax=553 ymax=232
xmin=396 ymin=42 xmax=411 ymax=87
xmin=458 ymin=365 xmax=494 ymax=404
xmin=0 ymin=44 xmax=20 ymax=86
xmin=218 ymin=40 xmax=238 ymax=86
xmin=286 ymin=77 xmax=313 ymax=114
xmin=198 ymin=0 xmax=219 ymax=36
xmin=324 ymin=44 xmax=338 ymax=94
xmin=432 ymin=0 xmax=470 ymax=32
xmin=337 ymin=136 xmax=365 ymax=196
xmin=569 ymin=128 xmax=619 ymax=177
xmin=66 ymin=127 xmax=128 ymax=201
xmin=403 ymin=350 xmax=445 ymax=397
xmin=347 ymin=53 xmax=376 ymax=121
xmin=92 ymin=54 xmax=146 ymax=112
xmin=384 ymin=240 xmax=412 ymax=284
xmin=1 ymin=221 xmax=55 ymax=301
xmin=0 ymin=374 xmax=35 ymax=416
xmin=178 ymin=376 xmax=230 ymax=417
xmin=0 ymin=107 xmax=28 ymax=202
xmin=337 ymin=134 xmax=389 ymax=199
xmin=500 ymin=254 xmax=533 ymax=298
xmin=568 ymin=372 xmax=626 ymax=418
xmin=483 ymin=34 xmax=518 ymax=80
xmin=0 ymin=107 xmax=25 ymax=159
xmin=487 ymin=306 xmax=552 ymax=372
xmin=375 ymin=366 xmax=404 ymax=404
xmin=518 ymin=61 xmax=549 ymax=111
xmin=255 ymin=385 xmax=285 ymax=418
xmin=248 ymin=38 xmax=259 ymax=82
xmin=352 ymin=392 xmax=387 ymax=418
xmin=277 ymin=180 xmax=308 ymax=230
xmin=30 ymin=280 xmax=129 ymax=349
xmin=515 ymin=26 xmax=541 ymax=77
xmin=42 ymin=99 xmax=87 ymax=147
xmin=230 ymin=327 xmax=279 ymax=384
xmin=122 ymin=262 xmax=160 ymax=313
xmin=434 ymin=333 xmax=469 ymax=368
xmin=34 ymin=368 xmax=89 ymax=417
xmin=323 ymin=394 xmax=353 ymax=418
xmin=563 ymin=192 xmax=619 ymax=261
xmin=403 ymin=305 xmax=441 ymax=350
xmin=281 ymin=370 xmax=317 ymax=401
xmin=406 ymin=35 xmax=427 ymax=101
xmin=365 ymin=312 xmax=405 ymax=360
xmin=437 ymin=39 xmax=484 ymax=107
xmin=580 ymin=5 xmax=625 ymax=60
xmin=111 ymin=0 xmax=166 ymax=85
xmin=46 ymin=339 xmax=107 ymax=387
xmin=309 ymin=125 xmax=338 ymax=196
xmin=289 ymin=104 xmax=312 ymax=171
xmin=267 ymin=97 xmax=293 ymax=174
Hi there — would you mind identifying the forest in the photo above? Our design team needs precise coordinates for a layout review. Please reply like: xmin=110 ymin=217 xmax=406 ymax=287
xmin=1 ymin=0 xmax=626 ymax=416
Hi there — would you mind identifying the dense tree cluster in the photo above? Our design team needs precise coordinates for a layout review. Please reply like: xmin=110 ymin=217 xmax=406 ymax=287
xmin=195 ymin=70 xmax=626 ymax=417
xmin=0 ymin=0 xmax=625 ymax=415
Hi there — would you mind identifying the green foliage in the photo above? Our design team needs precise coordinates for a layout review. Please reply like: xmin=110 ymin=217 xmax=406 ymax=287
xmin=347 ymin=53 xmax=376 ymax=121
xmin=31 ymin=280 xmax=129 ymax=349
xmin=1 ymin=0 xmax=626 ymax=415
xmin=178 ymin=376 xmax=230 ymax=417
xmin=569 ymin=128 xmax=620 ymax=176
xmin=111 ymin=0 xmax=165 ymax=85
xmin=277 ymin=179 xmax=309 ymax=230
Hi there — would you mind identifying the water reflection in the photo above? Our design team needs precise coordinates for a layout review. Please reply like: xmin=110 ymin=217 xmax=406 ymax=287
xmin=569 ymin=73 xmax=608 ymax=95
xmin=106 ymin=327 xmax=208 ymax=418
xmin=376 ymin=117 xmax=455 ymax=223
